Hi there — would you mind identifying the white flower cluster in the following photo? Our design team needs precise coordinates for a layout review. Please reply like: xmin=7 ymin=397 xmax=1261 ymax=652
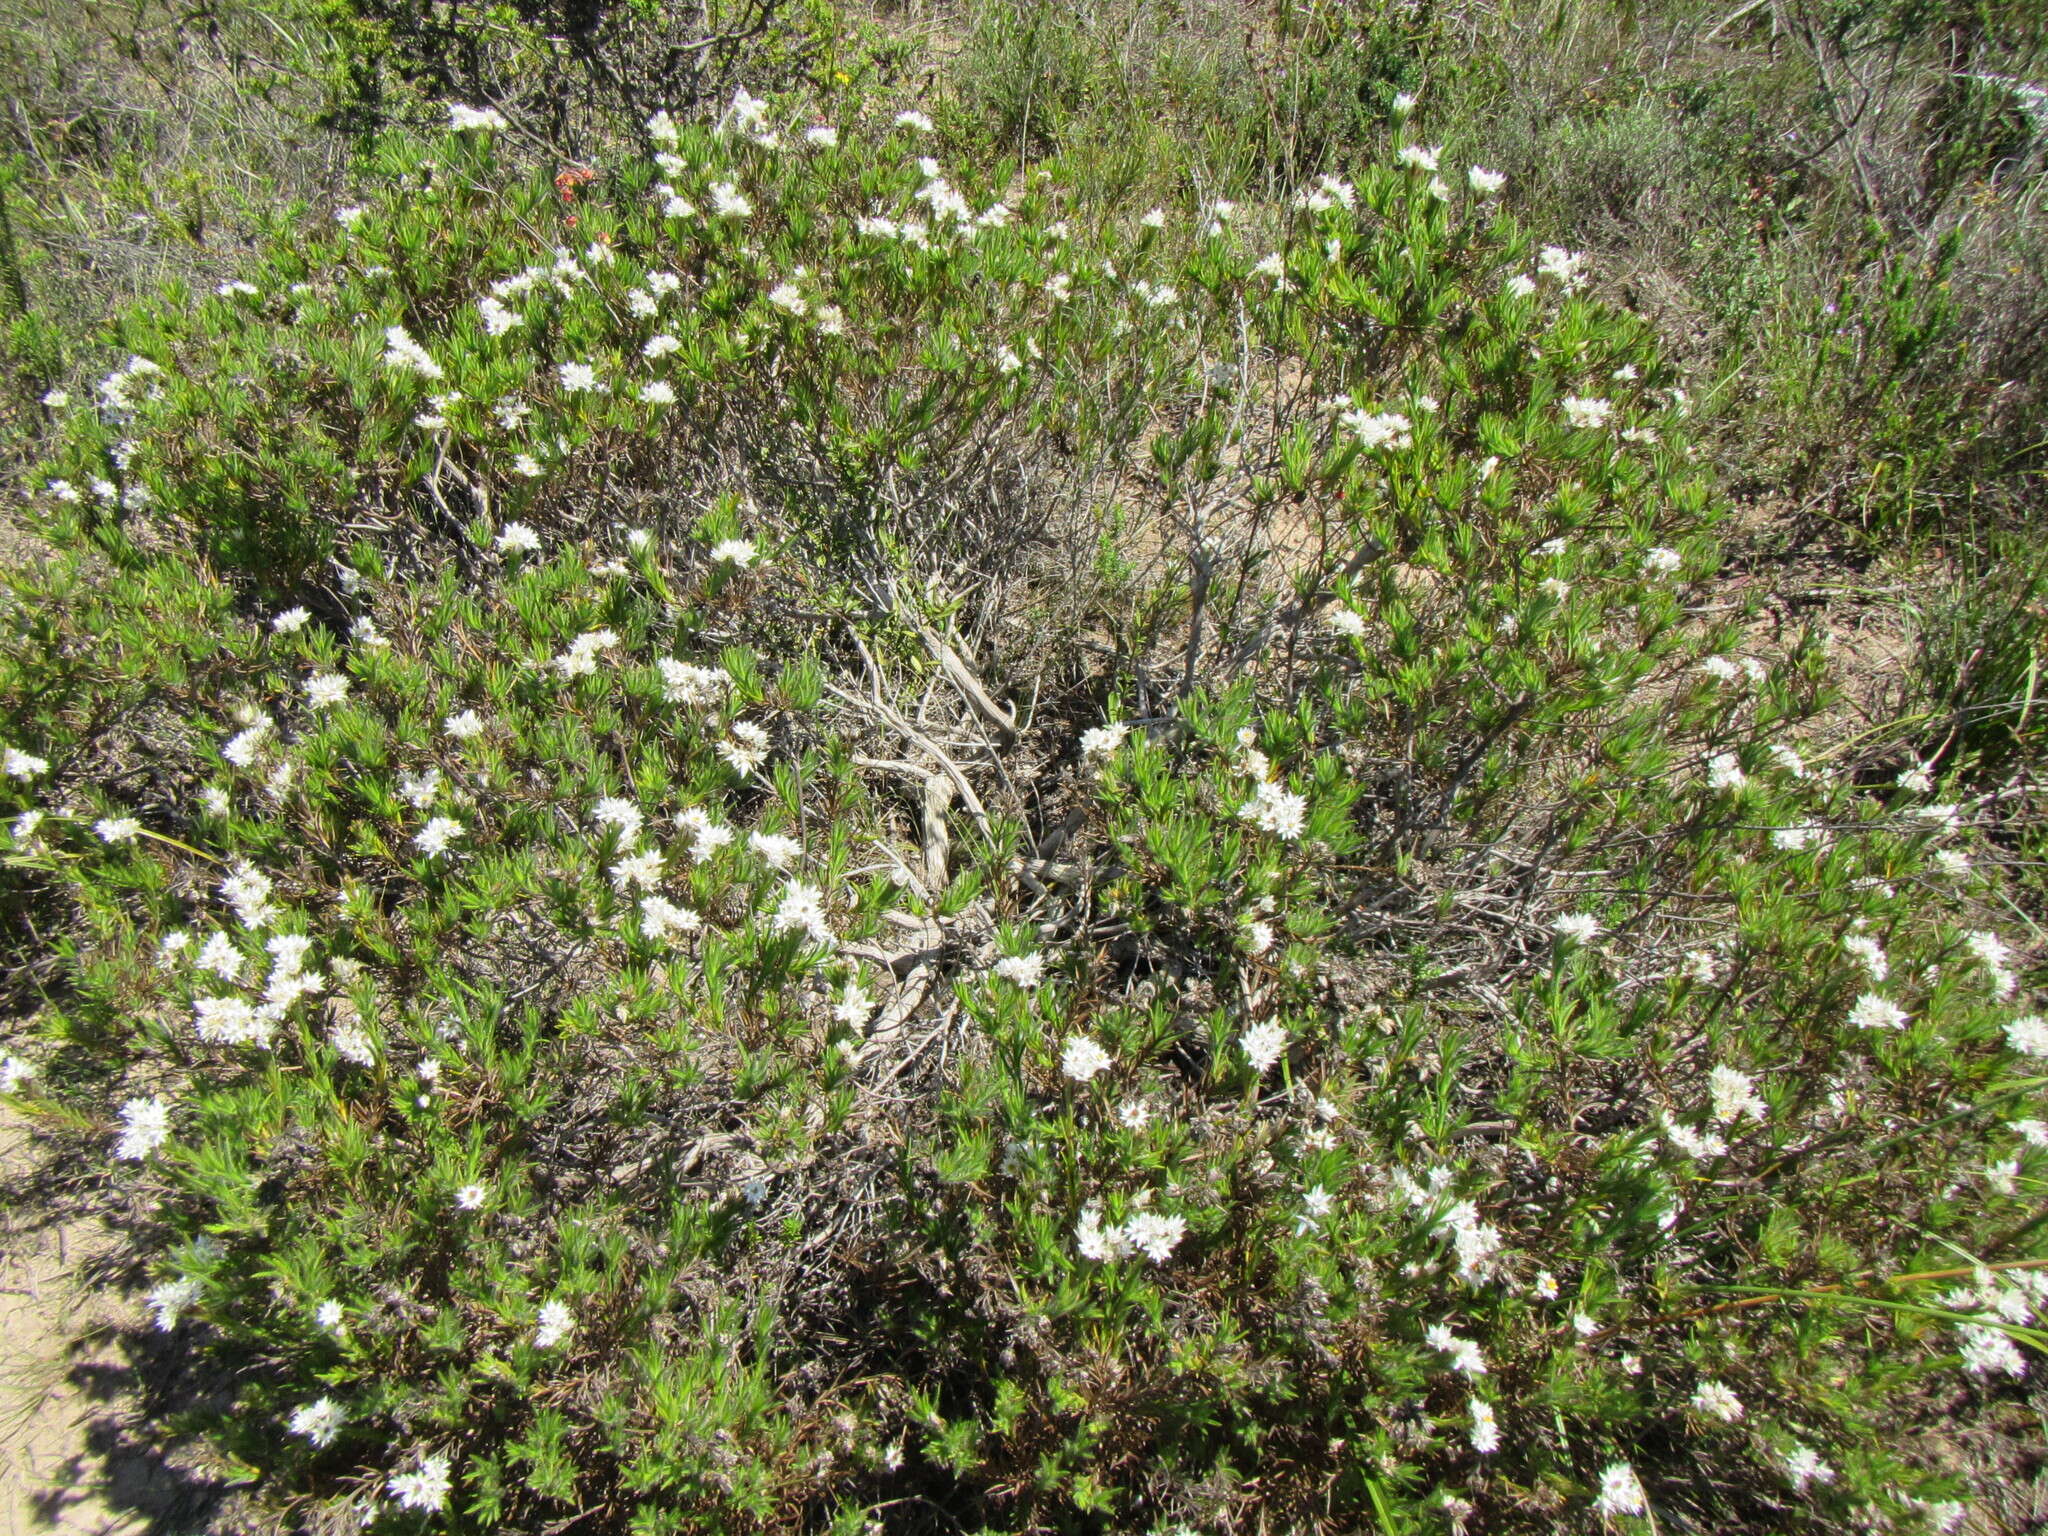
xmin=1074 ymin=1201 xmax=1187 ymax=1264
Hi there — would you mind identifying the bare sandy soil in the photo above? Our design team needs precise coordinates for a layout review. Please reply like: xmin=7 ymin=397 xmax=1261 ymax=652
xmin=0 ymin=1108 xmax=203 ymax=1536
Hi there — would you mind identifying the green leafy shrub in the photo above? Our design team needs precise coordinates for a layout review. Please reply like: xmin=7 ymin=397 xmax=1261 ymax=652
xmin=2 ymin=85 xmax=2044 ymax=1536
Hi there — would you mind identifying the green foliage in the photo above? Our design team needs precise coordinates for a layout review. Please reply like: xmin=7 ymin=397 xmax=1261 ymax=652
xmin=0 ymin=40 xmax=2042 ymax=1536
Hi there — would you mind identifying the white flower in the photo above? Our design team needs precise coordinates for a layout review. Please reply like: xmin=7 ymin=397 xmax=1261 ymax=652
xmin=398 ymin=767 xmax=442 ymax=809
xmin=413 ymin=817 xmax=463 ymax=858
xmin=288 ymin=1396 xmax=347 ymax=1447
xmin=1708 ymin=1065 xmax=1765 ymax=1124
xmin=833 ymin=980 xmax=875 ymax=1031
xmin=1847 ymin=992 xmax=1909 ymax=1031
xmin=447 ymin=103 xmax=508 ymax=131
xmin=146 ymin=1276 xmax=203 ymax=1330
xmin=639 ymin=895 xmax=701 ymax=943
xmin=1468 ymin=166 xmax=1506 ymax=195
xmin=721 ymin=721 xmax=770 ymax=776
xmin=533 ymin=1299 xmax=575 ymax=1350
xmin=1241 ymin=1021 xmax=1288 ymax=1074
xmin=444 ymin=708 xmax=486 ymax=740
xmin=1341 ymin=409 xmax=1414 ymax=451
xmin=1642 ymin=546 xmax=1683 ymax=576
xmin=3 ymin=746 xmax=49 ymax=778
xmin=1061 ymin=1035 xmax=1112 ymax=1082
xmin=1690 ymin=1380 xmax=1743 ymax=1422
xmin=1119 ymin=1098 xmax=1153 ymax=1130
xmin=1897 ymin=762 xmax=1935 ymax=794
xmin=1783 ymin=1444 xmax=1835 ymax=1493
xmin=478 ymin=295 xmax=522 ymax=335
xmin=493 ymin=521 xmax=541 ymax=557
xmin=114 ymin=1095 xmax=171 ymax=1160
xmin=1079 ymin=722 xmax=1129 ymax=761
xmin=1704 ymin=753 xmax=1746 ymax=792
xmin=329 ymin=1025 xmax=376 ymax=1067
xmin=610 ymin=847 xmax=664 ymax=891
xmin=304 ymin=672 xmax=350 ymax=709
xmin=2005 ymin=1015 xmax=2048 ymax=1057
xmin=771 ymin=881 xmax=833 ymax=946
xmin=1551 ymin=912 xmax=1601 ymax=944
xmin=1395 ymin=143 xmax=1440 ymax=171
xmin=455 ymin=1183 xmax=487 ymax=1210
xmin=1537 ymin=245 xmax=1586 ymax=287
xmin=558 ymin=361 xmax=601 ymax=393
xmin=0 ymin=1055 xmax=34 ymax=1093
xmin=1561 ymin=395 xmax=1613 ymax=430
xmin=1965 ymin=929 xmax=2013 ymax=970
xmin=1532 ymin=1270 xmax=1559 ymax=1300
xmin=552 ymin=628 xmax=620 ymax=679
xmin=767 ymin=282 xmax=808 ymax=315
xmin=644 ymin=332 xmax=681 ymax=359
xmin=749 ymin=831 xmax=802 ymax=869
xmin=219 ymin=862 xmax=275 ymax=928
xmin=1959 ymin=1322 xmax=2027 ymax=1377
xmin=198 ymin=931 xmax=244 ymax=981
xmin=657 ymin=659 xmax=727 ymax=706
xmin=1771 ymin=822 xmax=1826 ymax=852
xmin=709 ymin=181 xmax=752 ymax=219
xmin=676 ymin=807 xmax=734 ymax=862
xmin=804 ymin=123 xmax=839 ymax=147
xmin=511 ymin=454 xmax=543 ymax=478
xmin=1768 ymin=743 xmax=1807 ymax=777
xmin=1842 ymin=934 xmax=1888 ymax=981
xmin=1595 ymin=1462 xmax=1647 ymax=1517
xmin=1122 ymin=1209 xmax=1186 ymax=1263
xmin=314 ymin=1299 xmax=346 ymax=1335
xmin=1238 ymin=779 xmax=1307 ymax=839
xmin=388 ymin=1454 xmax=454 ymax=1512
xmin=1468 ymin=1398 xmax=1500 ymax=1454
xmin=1424 ymin=1323 xmax=1488 ymax=1376
xmin=709 ymin=537 xmax=757 ymax=566
xmin=381 ymin=325 xmax=443 ymax=380
xmin=270 ymin=607 xmax=312 ymax=635
xmin=638 ymin=380 xmax=677 ymax=405
xmin=894 ymin=110 xmax=934 ymax=132
xmin=1664 ymin=1120 xmax=1727 ymax=1160
xmin=1324 ymin=607 xmax=1367 ymax=637
xmin=592 ymin=797 xmax=645 ymax=841
xmin=95 ymin=816 xmax=142 ymax=844
xmin=994 ymin=952 xmax=1045 ymax=989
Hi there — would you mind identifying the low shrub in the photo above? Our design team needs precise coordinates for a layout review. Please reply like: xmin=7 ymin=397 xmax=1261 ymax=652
xmin=1 ymin=86 xmax=2043 ymax=1536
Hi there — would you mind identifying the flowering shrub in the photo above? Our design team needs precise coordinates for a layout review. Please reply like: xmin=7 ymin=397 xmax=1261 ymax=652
xmin=2 ymin=83 xmax=2044 ymax=1536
